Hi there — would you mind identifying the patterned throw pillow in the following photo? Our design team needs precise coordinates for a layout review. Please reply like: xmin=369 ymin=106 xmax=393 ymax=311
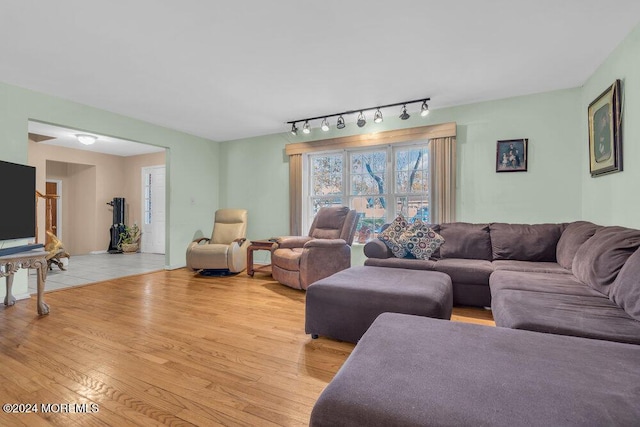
xmin=379 ymin=214 xmax=410 ymax=258
xmin=398 ymin=221 xmax=445 ymax=260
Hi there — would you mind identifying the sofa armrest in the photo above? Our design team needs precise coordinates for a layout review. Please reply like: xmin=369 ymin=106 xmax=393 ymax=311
xmin=192 ymin=237 xmax=210 ymax=244
xmin=363 ymin=239 xmax=392 ymax=259
xmin=303 ymin=238 xmax=347 ymax=249
xmin=227 ymin=238 xmax=250 ymax=272
xmin=274 ymin=236 xmax=314 ymax=249
xmin=300 ymin=241 xmax=352 ymax=288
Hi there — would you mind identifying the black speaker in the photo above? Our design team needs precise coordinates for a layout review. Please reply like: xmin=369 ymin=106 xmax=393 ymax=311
xmin=112 ymin=197 xmax=125 ymax=224
xmin=107 ymin=197 xmax=126 ymax=253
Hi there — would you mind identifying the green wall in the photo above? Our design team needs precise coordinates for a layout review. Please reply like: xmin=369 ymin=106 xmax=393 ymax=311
xmin=220 ymin=21 xmax=640 ymax=245
xmin=580 ymin=23 xmax=640 ymax=228
xmin=1 ymin=82 xmax=220 ymax=298
xmin=220 ymin=87 xmax=583 ymax=265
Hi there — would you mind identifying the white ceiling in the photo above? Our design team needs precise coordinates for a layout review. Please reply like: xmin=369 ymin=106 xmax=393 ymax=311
xmin=2 ymin=1 xmax=640 ymax=142
xmin=29 ymin=121 xmax=164 ymax=157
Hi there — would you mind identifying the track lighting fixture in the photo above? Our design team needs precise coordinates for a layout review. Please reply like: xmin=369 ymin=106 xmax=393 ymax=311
xmin=373 ymin=108 xmax=383 ymax=123
xmin=356 ymin=112 xmax=367 ymax=128
xmin=286 ymin=97 xmax=430 ymax=135
xmin=420 ymin=100 xmax=430 ymax=117
xmin=400 ymin=105 xmax=410 ymax=120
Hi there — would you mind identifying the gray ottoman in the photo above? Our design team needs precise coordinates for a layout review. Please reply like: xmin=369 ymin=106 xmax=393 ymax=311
xmin=311 ymin=313 xmax=640 ymax=426
xmin=305 ymin=266 xmax=452 ymax=343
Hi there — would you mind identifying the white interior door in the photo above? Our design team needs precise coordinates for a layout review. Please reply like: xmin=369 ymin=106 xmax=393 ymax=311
xmin=141 ymin=165 xmax=166 ymax=254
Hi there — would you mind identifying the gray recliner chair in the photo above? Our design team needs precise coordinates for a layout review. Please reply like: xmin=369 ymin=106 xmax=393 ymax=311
xmin=186 ymin=209 xmax=249 ymax=274
xmin=271 ymin=206 xmax=358 ymax=290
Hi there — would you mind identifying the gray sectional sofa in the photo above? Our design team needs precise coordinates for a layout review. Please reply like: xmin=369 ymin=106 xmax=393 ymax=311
xmin=363 ymin=221 xmax=640 ymax=344
xmin=311 ymin=220 xmax=640 ymax=425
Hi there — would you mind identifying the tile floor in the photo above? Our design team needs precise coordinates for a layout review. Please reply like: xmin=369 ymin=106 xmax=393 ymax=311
xmin=29 ymin=252 xmax=166 ymax=294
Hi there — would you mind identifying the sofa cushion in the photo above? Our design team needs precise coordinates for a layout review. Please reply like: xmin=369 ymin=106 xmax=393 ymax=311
xmin=490 ymin=223 xmax=565 ymax=262
xmin=492 ymin=289 xmax=640 ymax=345
xmin=437 ymin=222 xmax=492 ymax=260
xmin=490 ymin=270 xmax=605 ymax=297
xmin=270 ymin=248 xmax=303 ymax=271
xmin=310 ymin=313 xmax=640 ymax=427
xmin=492 ymin=260 xmax=570 ymax=275
xmin=309 ymin=206 xmax=350 ymax=240
xmin=397 ymin=221 xmax=444 ymax=260
xmin=572 ymin=226 xmax=640 ymax=296
xmin=556 ymin=221 xmax=602 ymax=270
xmin=433 ymin=258 xmax=494 ymax=287
xmin=609 ymin=247 xmax=640 ymax=321
xmin=378 ymin=214 xmax=410 ymax=258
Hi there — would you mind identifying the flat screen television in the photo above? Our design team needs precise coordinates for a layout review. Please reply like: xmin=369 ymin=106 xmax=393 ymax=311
xmin=0 ymin=160 xmax=36 ymax=241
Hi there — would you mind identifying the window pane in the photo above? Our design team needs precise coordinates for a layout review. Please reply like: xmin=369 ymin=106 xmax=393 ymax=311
xmin=395 ymin=147 xmax=428 ymax=193
xmin=350 ymin=151 xmax=386 ymax=195
xmin=311 ymin=197 xmax=343 ymax=216
xmin=312 ymin=154 xmax=343 ymax=196
xmin=352 ymin=196 xmax=387 ymax=243
xmin=396 ymin=196 xmax=430 ymax=223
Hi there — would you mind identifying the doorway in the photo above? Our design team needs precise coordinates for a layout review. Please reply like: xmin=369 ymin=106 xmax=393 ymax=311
xmin=141 ymin=165 xmax=166 ymax=254
xmin=45 ymin=180 xmax=62 ymax=244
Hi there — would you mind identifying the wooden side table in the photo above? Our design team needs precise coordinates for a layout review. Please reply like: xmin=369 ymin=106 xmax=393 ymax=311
xmin=1 ymin=248 xmax=49 ymax=315
xmin=247 ymin=240 xmax=274 ymax=276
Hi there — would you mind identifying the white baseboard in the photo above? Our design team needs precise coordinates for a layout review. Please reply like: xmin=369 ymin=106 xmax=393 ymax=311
xmin=14 ymin=292 xmax=31 ymax=301
xmin=166 ymin=263 xmax=186 ymax=270
xmin=90 ymin=250 xmax=108 ymax=254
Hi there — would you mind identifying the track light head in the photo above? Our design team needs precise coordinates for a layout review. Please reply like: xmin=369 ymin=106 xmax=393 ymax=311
xmin=373 ymin=108 xmax=383 ymax=123
xmin=399 ymin=105 xmax=410 ymax=120
xmin=290 ymin=123 xmax=298 ymax=136
xmin=356 ymin=112 xmax=366 ymax=128
xmin=303 ymin=121 xmax=311 ymax=134
xmin=321 ymin=118 xmax=330 ymax=132
xmin=336 ymin=115 xmax=346 ymax=129
xmin=420 ymin=100 xmax=430 ymax=117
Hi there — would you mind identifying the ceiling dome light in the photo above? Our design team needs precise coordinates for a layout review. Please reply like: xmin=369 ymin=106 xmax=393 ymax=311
xmin=373 ymin=108 xmax=383 ymax=123
xmin=76 ymin=134 xmax=97 ymax=145
xmin=399 ymin=105 xmax=410 ymax=120
xmin=290 ymin=123 xmax=298 ymax=136
xmin=336 ymin=115 xmax=346 ymax=129
xmin=420 ymin=100 xmax=430 ymax=117
xmin=356 ymin=112 xmax=366 ymax=128
xmin=321 ymin=118 xmax=330 ymax=132
xmin=302 ymin=121 xmax=311 ymax=134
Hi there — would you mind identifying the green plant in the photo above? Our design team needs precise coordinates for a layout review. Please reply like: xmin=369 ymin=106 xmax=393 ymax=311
xmin=118 ymin=223 xmax=141 ymax=248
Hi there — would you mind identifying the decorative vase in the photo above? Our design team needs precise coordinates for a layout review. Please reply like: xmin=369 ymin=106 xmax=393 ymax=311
xmin=121 ymin=243 xmax=139 ymax=254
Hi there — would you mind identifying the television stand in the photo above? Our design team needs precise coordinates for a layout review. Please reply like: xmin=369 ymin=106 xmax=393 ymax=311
xmin=0 ymin=243 xmax=44 ymax=257
xmin=0 ymin=248 xmax=49 ymax=315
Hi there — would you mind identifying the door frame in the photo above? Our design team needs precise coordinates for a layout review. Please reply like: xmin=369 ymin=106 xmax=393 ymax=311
xmin=141 ymin=165 xmax=166 ymax=254
xmin=46 ymin=179 xmax=63 ymax=240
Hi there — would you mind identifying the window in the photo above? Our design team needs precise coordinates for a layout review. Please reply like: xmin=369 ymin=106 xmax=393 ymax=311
xmin=143 ymin=172 xmax=152 ymax=225
xmin=304 ymin=142 xmax=430 ymax=243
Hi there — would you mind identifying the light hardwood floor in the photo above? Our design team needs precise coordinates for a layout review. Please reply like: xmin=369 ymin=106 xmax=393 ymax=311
xmin=0 ymin=269 xmax=494 ymax=426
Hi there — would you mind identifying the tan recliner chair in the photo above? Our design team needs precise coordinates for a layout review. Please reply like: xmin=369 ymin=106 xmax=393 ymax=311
xmin=271 ymin=206 xmax=358 ymax=290
xmin=186 ymin=209 xmax=249 ymax=274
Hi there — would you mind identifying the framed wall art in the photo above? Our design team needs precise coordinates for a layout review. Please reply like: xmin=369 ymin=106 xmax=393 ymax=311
xmin=496 ymin=139 xmax=528 ymax=172
xmin=588 ymin=79 xmax=622 ymax=177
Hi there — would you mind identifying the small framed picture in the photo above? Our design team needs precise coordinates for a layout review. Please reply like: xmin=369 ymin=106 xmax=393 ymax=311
xmin=588 ymin=79 xmax=622 ymax=177
xmin=496 ymin=139 xmax=528 ymax=172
